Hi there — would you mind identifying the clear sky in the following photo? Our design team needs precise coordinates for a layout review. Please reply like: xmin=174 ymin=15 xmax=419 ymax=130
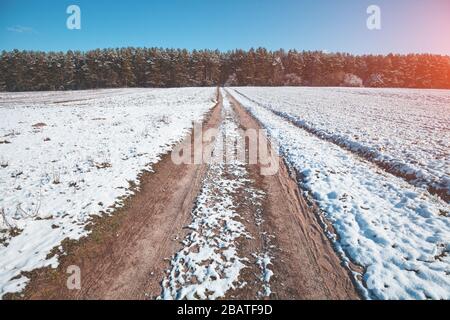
xmin=0 ymin=0 xmax=449 ymax=55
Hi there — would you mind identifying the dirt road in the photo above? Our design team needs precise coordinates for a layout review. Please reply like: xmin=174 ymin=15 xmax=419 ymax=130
xmin=7 ymin=89 xmax=359 ymax=300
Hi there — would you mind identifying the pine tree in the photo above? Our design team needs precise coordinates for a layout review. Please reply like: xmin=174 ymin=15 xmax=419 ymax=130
xmin=0 ymin=51 xmax=6 ymax=91
xmin=119 ymin=48 xmax=135 ymax=87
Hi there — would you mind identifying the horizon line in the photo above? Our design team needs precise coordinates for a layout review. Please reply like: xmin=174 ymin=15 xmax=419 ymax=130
xmin=2 ymin=47 xmax=450 ymax=58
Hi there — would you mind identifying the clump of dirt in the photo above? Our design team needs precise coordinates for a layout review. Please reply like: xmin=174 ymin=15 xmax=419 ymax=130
xmin=95 ymin=162 xmax=112 ymax=169
xmin=0 ymin=228 xmax=23 ymax=248
xmin=32 ymin=123 xmax=47 ymax=128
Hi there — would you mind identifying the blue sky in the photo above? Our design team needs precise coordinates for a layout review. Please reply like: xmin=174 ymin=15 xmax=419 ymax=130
xmin=0 ymin=0 xmax=449 ymax=54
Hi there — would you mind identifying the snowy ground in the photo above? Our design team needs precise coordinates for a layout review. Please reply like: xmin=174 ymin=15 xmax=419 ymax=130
xmin=228 ymin=88 xmax=450 ymax=300
xmin=232 ymin=87 xmax=450 ymax=201
xmin=0 ymin=88 xmax=216 ymax=297
xmin=160 ymin=92 xmax=270 ymax=300
xmin=1 ymin=86 xmax=448 ymax=300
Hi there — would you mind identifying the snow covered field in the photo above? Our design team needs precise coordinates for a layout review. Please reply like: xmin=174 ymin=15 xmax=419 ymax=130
xmin=0 ymin=86 xmax=448 ymax=300
xmin=232 ymin=87 xmax=450 ymax=201
xmin=229 ymin=88 xmax=450 ymax=300
xmin=0 ymin=88 xmax=216 ymax=297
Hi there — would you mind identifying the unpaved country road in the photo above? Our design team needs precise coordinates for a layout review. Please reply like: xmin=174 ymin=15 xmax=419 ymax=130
xmin=7 ymin=89 xmax=359 ymax=300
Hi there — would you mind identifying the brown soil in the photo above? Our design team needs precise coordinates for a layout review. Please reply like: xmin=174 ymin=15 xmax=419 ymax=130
xmin=5 ymin=89 xmax=360 ymax=300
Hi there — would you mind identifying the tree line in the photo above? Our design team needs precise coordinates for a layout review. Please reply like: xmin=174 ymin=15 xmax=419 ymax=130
xmin=1 ymin=47 xmax=449 ymax=91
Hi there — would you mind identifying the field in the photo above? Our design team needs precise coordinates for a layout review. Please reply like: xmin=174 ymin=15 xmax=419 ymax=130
xmin=230 ymin=87 xmax=450 ymax=299
xmin=233 ymin=87 xmax=450 ymax=200
xmin=0 ymin=88 xmax=217 ymax=296
xmin=0 ymin=87 xmax=449 ymax=300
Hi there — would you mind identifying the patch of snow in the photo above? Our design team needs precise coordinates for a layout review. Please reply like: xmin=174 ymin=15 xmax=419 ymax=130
xmin=254 ymin=251 xmax=273 ymax=298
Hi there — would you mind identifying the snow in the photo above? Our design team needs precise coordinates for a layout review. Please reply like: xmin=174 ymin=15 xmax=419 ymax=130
xmin=254 ymin=252 xmax=273 ymax=297
xmin=160 ymin=91 xmax=267 ymax=300
xmin=229 ymin=88 xmax=450 ymax=300
xmin=232 ymin=87 xmax=450 ymax=201
xmin=0 ymin=87 xmax=216 ymax=298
